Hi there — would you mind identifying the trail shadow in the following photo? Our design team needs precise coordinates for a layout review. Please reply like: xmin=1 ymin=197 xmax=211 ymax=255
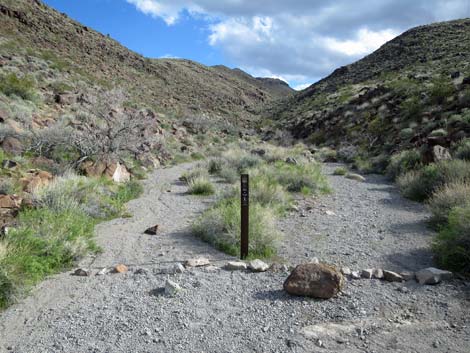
xmin=149 ymin=288 xmax=165 ymax=297
xmin=252 ymin=289 xmax=326 ymax=303
xmin=388 ymin=220 xmax=433 ymax=238
xmin=383 ymin=248 xmax=434 ymax=271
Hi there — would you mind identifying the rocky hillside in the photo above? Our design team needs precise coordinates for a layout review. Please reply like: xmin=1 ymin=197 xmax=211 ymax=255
xmin=0 ymin=0 xmax=292 ymax=125
xmin=268 ymin=19 xmax=470 ymax=169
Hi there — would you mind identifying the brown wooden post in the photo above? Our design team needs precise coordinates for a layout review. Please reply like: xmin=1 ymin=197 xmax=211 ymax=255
xmin=240 ymin=174 xmax=249 ymax=259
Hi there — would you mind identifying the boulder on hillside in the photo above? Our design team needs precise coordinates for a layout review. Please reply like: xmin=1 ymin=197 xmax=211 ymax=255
xmin=1 ymin=136 xmax=23 ymax=155
xmin=284 ymin=263 xmax=345 ymax=299
xmin=81 ymin=161 xmax=131 ymax=183
xmin=20 ymin=170 xmax=53 ymax=192
xmin=432 ymin=145 xmax=452 ymax=162
xmin=0 ymin=195 xmax=22 ymax=209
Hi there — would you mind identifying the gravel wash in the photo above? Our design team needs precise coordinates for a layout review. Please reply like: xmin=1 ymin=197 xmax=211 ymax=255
xmin=1 ymin=162 xmax=469 ymax=353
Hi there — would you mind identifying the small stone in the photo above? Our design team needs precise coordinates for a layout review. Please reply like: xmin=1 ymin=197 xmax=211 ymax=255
xmin=204 ymin=265 xmax=219 ymax=272
xmin=96 ymin=268 xmax=109 ymax=276
xmin=73 ymin=268 xmax=90 ymax=277
xmin=345 ymin=173 xmax=366 ymax=182
xmin=325 ymin=210 xmax=336 ymax=216
xmin=144 ymin=224 xmax=159 ymax=235
xmin=185 ymin=257 xmax=210 ymax=268
xmin=400 ymin=271 xmax=415 ymax=281
xmin=416 ymin=267 xmax=452 ymax=285
xmin=361 ymin=269 xmax=373 ymax=279
xmin=172 ymin=263 xmax=185 ymax=274
xmin=373 ymin=269 xmax=384 ymax=279
xmin=164 ymin=279 xmax=181 ymax=296
xmin=398 ymin=286 xmax=409 ymax=293
xmin=383 ymin=270 xmax=403 ymax=282
xmin=341 ymin=267 xmax=352 ymax=276
xmin=113 ymin=264 xmax=128 ymax=274
xmin=134 ymin=268 xmax=149 ymax=275
xmin=351 ymin=271 xmax=361 ymax=279
xmin=309 ymin=257 xmax=320 ymax=265
xmin=248 ymin=259 xmax=270 ymax=272
xmin=225 ymin=261 xmax=247 ymax=271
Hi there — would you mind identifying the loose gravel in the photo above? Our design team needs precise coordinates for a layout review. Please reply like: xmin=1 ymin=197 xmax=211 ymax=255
xmin=0 ymin=162 xmax=469 ymax=353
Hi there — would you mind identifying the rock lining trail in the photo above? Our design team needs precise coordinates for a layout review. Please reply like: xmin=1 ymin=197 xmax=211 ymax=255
xmin=1 ymin=162 xmax=469 ymax=353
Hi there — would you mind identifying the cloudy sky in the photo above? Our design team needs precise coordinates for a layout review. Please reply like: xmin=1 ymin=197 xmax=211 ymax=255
xmin=43 ymin=0 xmax=470 ymax=90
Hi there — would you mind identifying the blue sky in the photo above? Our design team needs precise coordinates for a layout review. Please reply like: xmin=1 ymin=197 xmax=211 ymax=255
xmin=42 ymin=0 xmax=469 ymax=90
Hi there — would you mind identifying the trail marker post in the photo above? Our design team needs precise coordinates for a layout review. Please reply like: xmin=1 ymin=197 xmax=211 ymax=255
xmin=240 ymin=174 xmax=249 ymax=259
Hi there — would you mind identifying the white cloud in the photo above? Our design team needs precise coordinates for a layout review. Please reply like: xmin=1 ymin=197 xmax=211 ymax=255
xmin=323 ymin=28 xmax=398 ymax=56
xmin=127 ymin=0 xmax=470 ymax=84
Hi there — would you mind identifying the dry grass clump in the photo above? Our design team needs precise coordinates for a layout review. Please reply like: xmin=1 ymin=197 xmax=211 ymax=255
xmin=428 ymin=182 xmax=470 ymax=224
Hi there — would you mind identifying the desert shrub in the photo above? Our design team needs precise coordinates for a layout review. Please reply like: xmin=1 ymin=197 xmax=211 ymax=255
xmin=193 ymin=197 xmax=279 ymax=258
xmin=398 ymin=160 xmax=470 ymax=201
xmin=400 ymin=128 xmax=414 ymax=140
xmin=387 ymin=149 xmax=422 ymax=180
xmin=429 ymin=128 xmax=447 ymax=137
xmin=190 ymin=152 xmax=204 ymax=160
xmin=428 ymin=182 xmax=470 ymax=225
xmin=261 ymin=162 xmax=330 ymax=194
xmin=187 ymin=177 xmax=215 ymax=196
xmin=429 ymin=77 xmax=455 ymax=105
xmin=455 ymin=139 xmax=470 ymax=161
xmin=0 ymin=174 xmax=141 ymax=308
xmin=0 ymin=73 xmax=36 ymax=101
xmin=333 ymin=167 xmax=348 ymax=176
xmin=180 ymin=167 xmax=208 ymax=184
xmin=0 ymin=179 xmax=17 ymax=195
xmin=316 ymin=147 xmax=337 ymax=162
xmin=219 ymin=167 xmax=238 ymax=184
xmin=433 ymin=205 xmax=470 ymax=272
xmin=353 ymin=156 xmax=374 ymax=174
xmin=207 ymin=158 xmax=225 ymax=175
xmin=400 ymin=96 xmax=423 ymax=119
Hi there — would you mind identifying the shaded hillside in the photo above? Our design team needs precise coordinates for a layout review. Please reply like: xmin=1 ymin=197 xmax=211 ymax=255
xmin=0 ymin=0 xmax=291 ymax=124
xmin=269 ymin=18 xmax=470 ymax=168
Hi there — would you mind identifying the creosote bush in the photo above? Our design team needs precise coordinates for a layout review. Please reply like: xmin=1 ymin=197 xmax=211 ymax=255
xmin=187 ymin=177 xmax=215 ymax=196
xmin=428 ymin=182 xmax=470 ymax=225
xmin=333 ymin=167 xmax=348 ymax=176
xmin=0 ymin=73 xmax=36 ymax=101
xmin=193 ymin=197 xmax=279 ymax=258
xmin=455 ymin=139 xmax=470 ymax=161
xmin=387 ymin=149 xmax=422 ymax=180
xmin=397 ymin=160 xmax=470 ymax=201
xmin=433 ymin=205 xmax=470 ymax=273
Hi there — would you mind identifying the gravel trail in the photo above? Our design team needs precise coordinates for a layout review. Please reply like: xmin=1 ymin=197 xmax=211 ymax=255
xmin=0 ymin=162 xmax=469 ymax=353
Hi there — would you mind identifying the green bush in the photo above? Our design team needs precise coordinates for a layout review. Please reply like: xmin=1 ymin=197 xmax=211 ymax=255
xmin=219 ymin=167 xmax=239 ymax=184
xmin=433 ymin=205 xmax=470 ymax=272
xmin=187 ymin=177 xmax=215 ymax=195
xmin=400 ymin=128 xmax=414 ymax=140
xmin=429 ymin=77 xmax=455 ymax=105
xmin=398 ymin=160 xmax=470 ymax=201
xmin=208 ymin=158 xmax=225 ymax=175
xmin=333 ymin=167 xmax=348 ymax=176
xmin=0 ymin=73 xmax=36 ymax=101
xmin=455 ymin=139 xmax=470 ymax=161
xmin=387 ymin=149 xmax=422 ymax=180
xmin=0 ymin=175 xmax=142 ymax=308
xmin=180 ymin=167 xmax=208 ymax=184
xmin=429 ymin=128 xmax=447 ymax=137
xmin=193 ymin=197 xmax=279 ymax=258
xmin=428 ymin=182 xmax=470 ymax=225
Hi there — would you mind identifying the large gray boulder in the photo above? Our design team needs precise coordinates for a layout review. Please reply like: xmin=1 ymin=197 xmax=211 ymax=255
xmin=416 ymin=267 xmax=452 ymax=285
xmin=283 ymin=263 xmax=345 ymax=299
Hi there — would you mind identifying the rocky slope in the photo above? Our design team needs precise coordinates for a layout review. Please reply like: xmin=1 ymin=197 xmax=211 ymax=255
xmin=268 ymin=19 xmax=470 ymax=167
xmin=0 ymin=0 xmax=293 ymax=126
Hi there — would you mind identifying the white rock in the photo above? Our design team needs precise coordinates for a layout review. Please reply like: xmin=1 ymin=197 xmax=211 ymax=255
xmin=185 ymin=257 xmax=210 ymax=268
xmin=225 ymin=261 xmax=247 ymax=271
xmin=345 ymin=173 xmax=366 ymax=182
xmin=416 ymin=267 xmax=452 ymax=285
xmin=373 ymin=269 xmax=384 ymax=279
xmin=248 ymin=259 xmax=269 ymax=272
xmin=172 ymin=263 xmax=185 ymax=274
xmin=112 ymin=162 xmax=131 ymax=183
xmin=341 ymin=267 xmax=352 ymax=276
xmin=325 ymin=210 xmax=336 ymax=216
xmin=96 ymin=268 xmax=109 ymax=276
xmin=351 ymin=271 xmax=361 ymax=279
xmin=164 ymin=279 xmax=181 ymax=296
xmin=309 ymin=257 xmax=320 ymax=265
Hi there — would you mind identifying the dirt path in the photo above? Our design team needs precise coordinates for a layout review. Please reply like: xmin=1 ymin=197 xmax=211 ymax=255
xmin=0 ymin=162 xmax=469 ymax=353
